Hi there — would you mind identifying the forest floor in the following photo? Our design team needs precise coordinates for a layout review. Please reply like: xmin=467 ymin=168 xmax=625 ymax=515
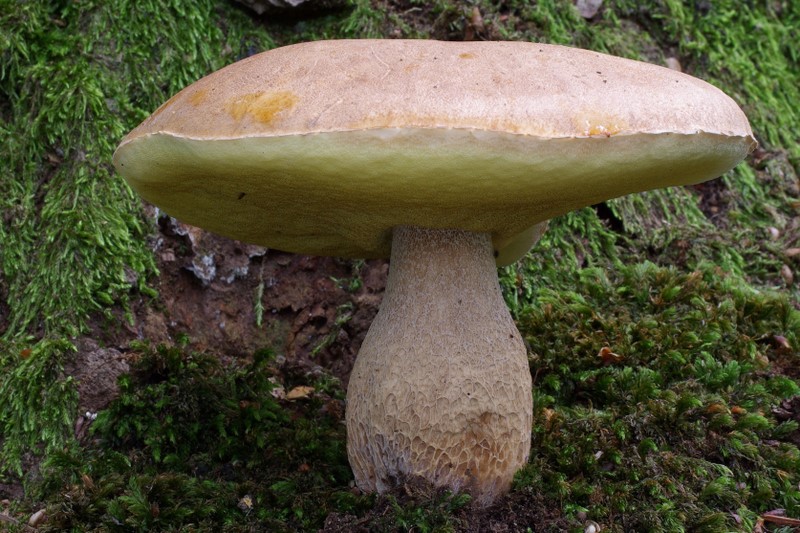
xmin=1 ymin=1 xmax=799 ymax=531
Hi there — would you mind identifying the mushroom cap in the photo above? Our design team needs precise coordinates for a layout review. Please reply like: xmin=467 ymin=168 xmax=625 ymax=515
xmin=113 ymin=39 xmax=755 ymax=263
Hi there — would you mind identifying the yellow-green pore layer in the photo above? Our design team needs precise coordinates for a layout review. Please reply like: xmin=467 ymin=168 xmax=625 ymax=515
xmin=113 ymin=39 xmax=755 ymax=263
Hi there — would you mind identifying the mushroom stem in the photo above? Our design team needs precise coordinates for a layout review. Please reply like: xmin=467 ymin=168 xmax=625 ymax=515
xmin=346 ymin=225 xmax=532 ymax=506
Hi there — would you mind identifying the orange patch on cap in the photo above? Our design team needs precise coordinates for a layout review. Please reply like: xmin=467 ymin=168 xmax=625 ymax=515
xmin=226 ymin=91 xmax=299 ymax=125
xmin=187 ymin=87 xmax=209 ymax=106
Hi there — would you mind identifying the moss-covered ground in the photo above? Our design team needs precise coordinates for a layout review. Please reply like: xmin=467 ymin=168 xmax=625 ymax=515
xmin=1 ymin=0 xmax=798 ymax=531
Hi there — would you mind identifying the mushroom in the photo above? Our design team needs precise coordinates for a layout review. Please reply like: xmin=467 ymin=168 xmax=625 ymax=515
xmin=113 ymin=39 xmax=755 ymax=505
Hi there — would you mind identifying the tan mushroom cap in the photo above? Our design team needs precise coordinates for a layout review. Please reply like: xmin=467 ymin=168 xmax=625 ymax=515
xmin=113 ymin=39 xmax=755 ymax=263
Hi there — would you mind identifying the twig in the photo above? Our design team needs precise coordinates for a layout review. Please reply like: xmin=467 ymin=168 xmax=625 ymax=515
xmin=762 ymin=513 xmax=800 ymax=527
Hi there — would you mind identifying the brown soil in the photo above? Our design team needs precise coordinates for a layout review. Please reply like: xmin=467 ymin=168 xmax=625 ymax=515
xmin=774 ymin=396 xmax=800 ymax=448
xmin=84 ymin=210 xmax=387 ymax=415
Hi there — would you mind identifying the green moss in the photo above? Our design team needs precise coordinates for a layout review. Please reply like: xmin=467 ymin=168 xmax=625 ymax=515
xmin=1 ymin=0 xmax=799 ymax=529
xmin=0 ymin=340 xmax=79 ymax=476
xmin=516 ymin=262 xmax=800 ymax=532
xmin=0 ymin=0 xmax=274 ymax=474
xmin=382 ymin=490 xmax=472 ymax=533
xmin=604 ymin=0 xmax=800 ymax=294
xmin=490 ymin=0 xmax=799 ymax=304
xmin=639 ymin=1 xmax=799 ymax=159
xmin=35 ymin=342 xmax=368 ymax=532
xmin=500 ymin=208 xmax=621 ymax=316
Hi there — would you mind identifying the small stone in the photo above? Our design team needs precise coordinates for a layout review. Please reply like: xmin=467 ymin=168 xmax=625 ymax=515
xmin=575 ymin=0 xmax=603 ymax=19
xmin=232 ymin=0 xmax=345 ymax=15
xmin=187 ymin=253 xmax=217 ymax=285
xmin=269 ymin=377 xmax=286 ymax=399
xmin=665 ymin=57 xmax=682 ymax=72
xmin=29 ymin=509 xmax=46 ymax=527
xmin=585 ymin=520 xmax=602 ymax=533
xmin=780 ymin=264 xmax=794 ymax=286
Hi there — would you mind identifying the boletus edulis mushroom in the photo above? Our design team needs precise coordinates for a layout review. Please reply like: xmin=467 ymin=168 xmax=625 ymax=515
xmin=113 ymin=39 xmax=755 ymax=506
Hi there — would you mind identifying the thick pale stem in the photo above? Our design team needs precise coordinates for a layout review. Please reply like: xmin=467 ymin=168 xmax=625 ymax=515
xmin=346 ymin=226 xmax=532 ymax=506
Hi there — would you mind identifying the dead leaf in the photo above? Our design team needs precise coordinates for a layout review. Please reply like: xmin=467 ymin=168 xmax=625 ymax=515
xmin=286 ymin=385 xmax=314 ymax=400
xmin=773 ymin=335 xmax=792 ymax=354
xmin=598 ymin=346 xmax=623 ymax=365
